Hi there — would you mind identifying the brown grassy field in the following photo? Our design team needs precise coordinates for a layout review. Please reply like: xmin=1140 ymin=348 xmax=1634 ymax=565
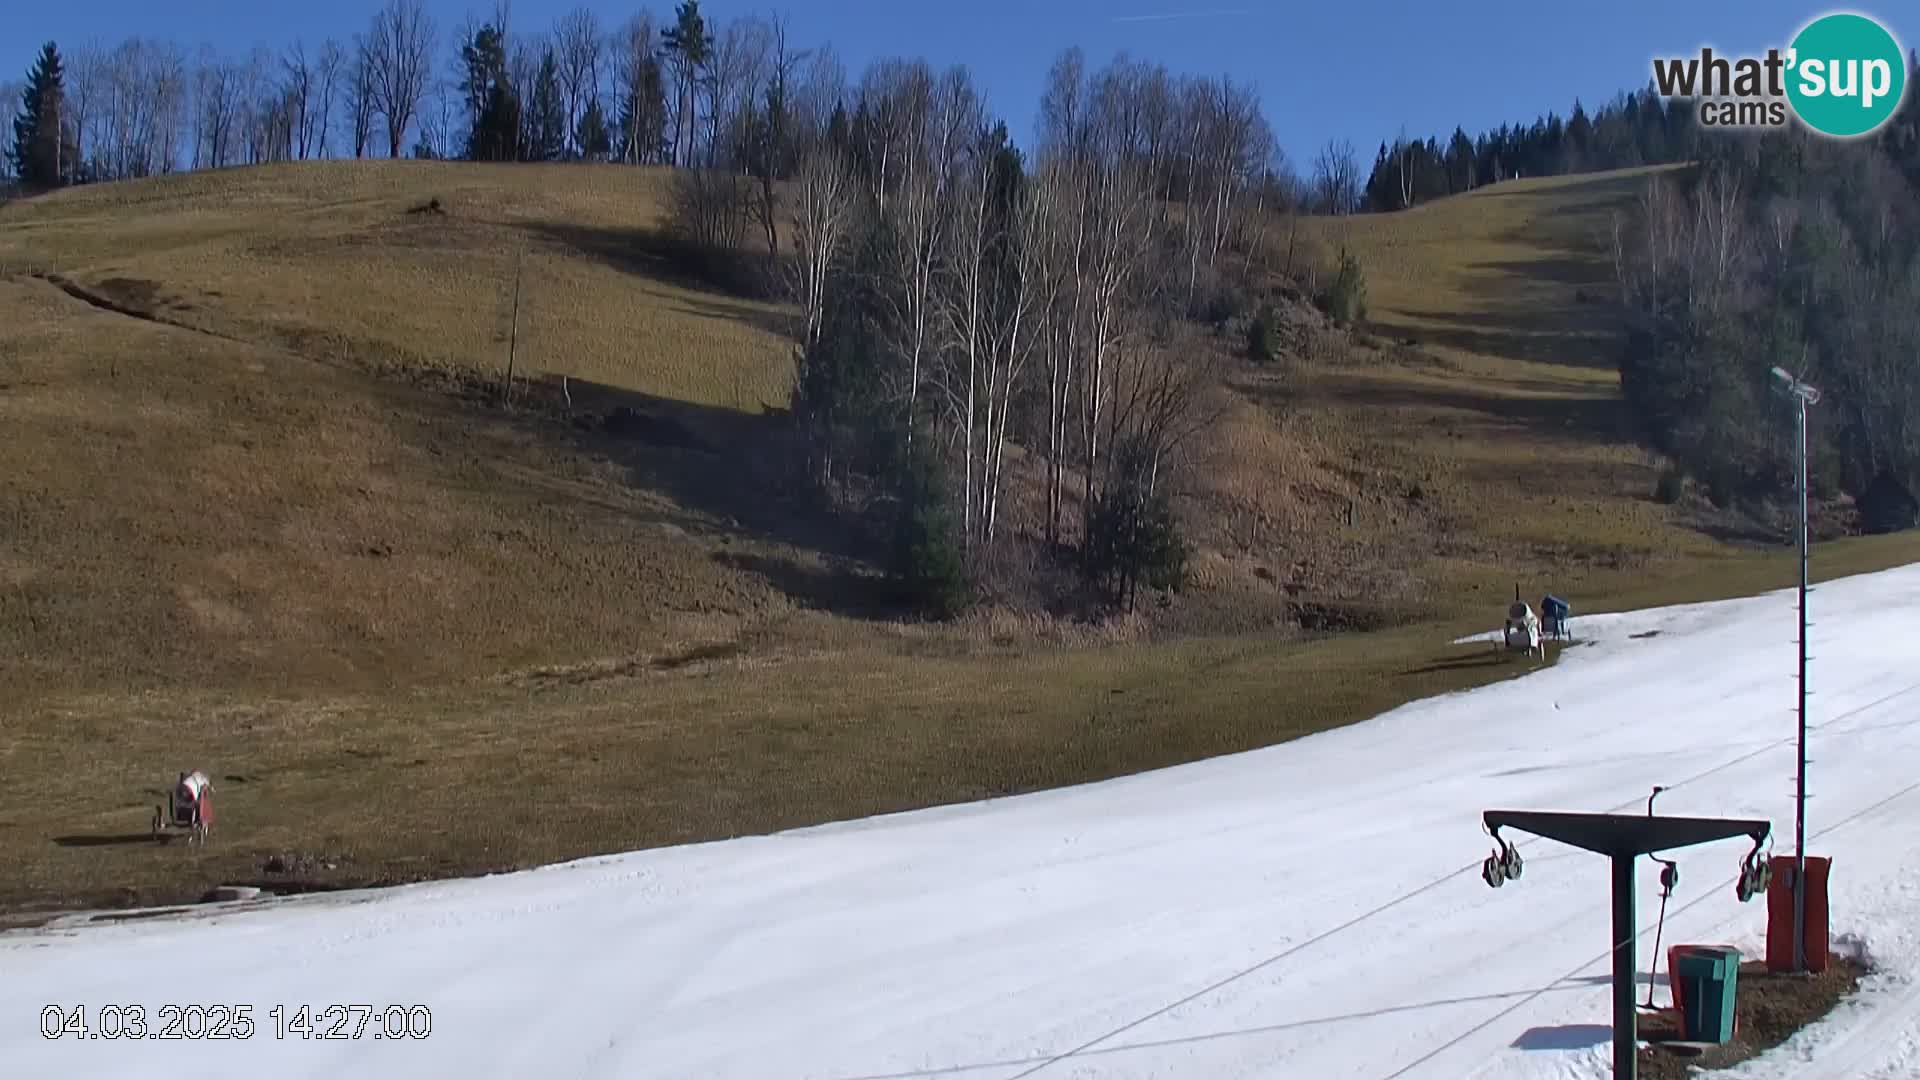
xmin=0 ymin=161 xmax=795 ymax=410
xmin=2 ymin=161 xmax=1915 ymax=915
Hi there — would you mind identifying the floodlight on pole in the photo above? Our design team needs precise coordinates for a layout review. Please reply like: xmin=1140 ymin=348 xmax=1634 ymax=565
xmin=1771 ymin=366 xmax=1823 ymax=405
xmin=1771 ymin=365 xmax=1820 ymax=974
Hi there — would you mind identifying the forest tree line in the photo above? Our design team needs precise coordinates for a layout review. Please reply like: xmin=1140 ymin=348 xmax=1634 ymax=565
xmin=782 ymin=46 xmax=1292 ymax=612
xmin=1356 ymin=90 xmax=1714 ymax=212
xmin=1609 ymin=51 xmax=1920 ymax=530
xmin=5 ymin=5 xmax=1294 ymax=613
xmin=14 ymin=7 xmax=1920 ymax=607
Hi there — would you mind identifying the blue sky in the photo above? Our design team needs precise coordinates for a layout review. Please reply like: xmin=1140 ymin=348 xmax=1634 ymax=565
xmin=5 ymin=2 xmax=1913 ymax=166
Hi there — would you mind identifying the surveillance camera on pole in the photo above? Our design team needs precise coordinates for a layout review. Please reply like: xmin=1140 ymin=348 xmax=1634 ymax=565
xmin=1770 ymin=366 xmax=1821 ymax=974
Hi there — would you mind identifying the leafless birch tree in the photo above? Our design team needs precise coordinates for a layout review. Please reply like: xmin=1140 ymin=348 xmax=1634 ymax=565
xmin=790 ymin=147 xmax=858 ymax=350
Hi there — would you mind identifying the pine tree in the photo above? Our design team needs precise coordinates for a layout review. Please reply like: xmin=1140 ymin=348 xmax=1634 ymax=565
xmin=473 ymin=79 xmax=522 ymax=162
xmin=661 ymin=1 xmax=711 ymax=166
xmin=11 ymin=42 xmax=69 ymax=189
xmin=460 ymin=24 xmax=508 ymax=159
xmin=1447 ymin=127 xmax=1475 ymax=192
xmin=1567 ymin=100 xmax=1591 ymax=149
xmin=825 ymin=102 xmax=851 ymax=161
xmin=576 ymin=98 xmax=611 ymax=161
xmin=890 ymin=447 xmax=969 ymax=618
xmin=524 ymin=50 xmax=566 ymax=162
xmin=617 ymin=50 xmax=666 ymax=164
xmin=1085 ymin=439 xmax=1188 ymax=612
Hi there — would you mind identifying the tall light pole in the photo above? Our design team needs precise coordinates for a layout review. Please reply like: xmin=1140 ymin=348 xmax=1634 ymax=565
xmin=1772 ymin=365 xmax=1821 ymax=973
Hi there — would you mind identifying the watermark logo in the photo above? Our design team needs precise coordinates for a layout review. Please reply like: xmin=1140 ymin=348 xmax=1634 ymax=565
xmin=1652 ymin=11 xmax=1907 ymax=138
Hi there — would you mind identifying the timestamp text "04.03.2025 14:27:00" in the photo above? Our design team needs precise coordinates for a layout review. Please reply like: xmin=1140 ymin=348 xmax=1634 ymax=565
xmin=40 ymin=1003 xmax=434 ymax=1041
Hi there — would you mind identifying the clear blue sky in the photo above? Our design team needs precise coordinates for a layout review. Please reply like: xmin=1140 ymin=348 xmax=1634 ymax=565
xmin=5 ymin=1 xmax=1912 ymax=166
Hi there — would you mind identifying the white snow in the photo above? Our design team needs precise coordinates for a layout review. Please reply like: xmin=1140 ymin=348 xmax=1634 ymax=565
xmin=6 ymin=564 xmax=1920 ymax=1080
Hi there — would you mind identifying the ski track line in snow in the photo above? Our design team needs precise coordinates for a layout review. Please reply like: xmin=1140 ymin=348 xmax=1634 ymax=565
xmin=992 ymin=679 xmax=1920 ymax=1080
xmin=991 ymin=857 xmax=1493 ymax=1080
xmin=1404 ymin=773 xmax=1920 ymax=1080
xmin=834 ymin=985 xmax=1607 ymax=1080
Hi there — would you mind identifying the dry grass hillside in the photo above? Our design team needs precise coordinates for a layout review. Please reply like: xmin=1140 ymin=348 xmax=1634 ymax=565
xmin=1 ymin=161 xmax=793 ymax=409
xmin=0 ymin=162 xmax=882 ymax=703
xmin=2 ymin=161 xmax=1914 ymax=915
xmin=1281 ymin=169 xmax=1714 ymax=611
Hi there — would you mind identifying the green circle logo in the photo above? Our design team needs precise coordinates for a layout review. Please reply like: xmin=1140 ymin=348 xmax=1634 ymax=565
xmin=1786 ymin=13 xmax=1907 ymax=137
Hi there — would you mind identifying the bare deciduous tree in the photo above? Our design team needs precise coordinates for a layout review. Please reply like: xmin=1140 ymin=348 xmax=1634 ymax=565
xmin=553 ymin=6 xmax=602 ymax=158
xmin=314 ymin=39 xmax=345 ymax=159
xmin=702 ymin=15 xmax=771 ymax=170
xmin=1690 ymin=166 xmax=1744 ymax=316
xmin=238 ymin=47 xmax=286 ymax=165
xmin=1107 ymin=330 xmax=1221 ymax=501
xmin=1077 ymin=158 xmax=1158 ymax=529
xmin=873 ymin=62 xmax=961 ymax=453
xmin=1313 ymin=138 xmax=1361 ymax=215
xmin=88 ymin=39 xmax=178 ymax=180
xmin=282 ymin=41 xmax=321 ymax=159
xmin=0 ymin=81 xmax=21 ymax=179
xmin=194 ymin=48 xmax=242 ymax=169
xmin=790 ymin=45 xmax=844 ymax=163
xmin=367 ymin=0 xmax=436 ymax=158
xmin=612 ymin=12 xmax=662 ymax=163
xmin=1035 ymin=47 xmax=1087 ymax=161
xmin=415 ymin=76 xmax=458 ymax=158
xmin=1393 ymin=125 xmax=1415 ymax=210
xmin=934 ymin=90 xmax=993 ymax=541
xmin=668 ymin=164 xmax=752 ymax=250
xmin=749 ymin=15 xmax=807 ymax=265
xmin=979 ymin=154 xmax=1055 ymax=544
xmin=789 ymin=147 xmax=858 ymax=350
xmin=1034 ymin=157 xmax=1085 ymax=548
xmin=347 ymin=36 xmax=378 ymax=159
xmin=66 ymin=43 xmax=104 ymax=176
xmin=854 ymin=58 xmax=932 ymax=217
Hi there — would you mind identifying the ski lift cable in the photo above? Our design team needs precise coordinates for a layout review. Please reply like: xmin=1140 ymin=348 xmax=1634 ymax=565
xmin=1003 ymin=682 xmax=1920 ymax=1079
xmin=1395 ymin=776 xmax=1920 ymax=1080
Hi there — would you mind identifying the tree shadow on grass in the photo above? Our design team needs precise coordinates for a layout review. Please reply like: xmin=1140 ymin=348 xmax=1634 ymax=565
xmin=1378 ymin=308 xmax=1620 ymax=373
xmin=712 ymin=550 xmax=898 ymax=618
xmin=53 ymin=834 xmax=158 ymax=848
xmin=1271 ymin=373 xmax=1632 ymax=450
xmin=1476 ymin=254 xmax=1611 ymax=289
xmin=520 ymin=220 xmax=795 ymax=340
xmin=506 ymin=373 xmax=900 ymax=618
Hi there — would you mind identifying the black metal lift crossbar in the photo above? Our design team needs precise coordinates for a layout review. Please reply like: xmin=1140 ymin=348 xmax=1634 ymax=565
xmin=1481 ymin=809 xmax=1771 ymax=1079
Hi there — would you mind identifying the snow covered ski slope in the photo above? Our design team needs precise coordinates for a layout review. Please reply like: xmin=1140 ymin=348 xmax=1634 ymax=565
xmin=6 ymin=565 xmax=1920 ymax=1080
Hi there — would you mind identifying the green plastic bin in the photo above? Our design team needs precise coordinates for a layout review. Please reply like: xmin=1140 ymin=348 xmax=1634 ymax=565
xmin=1673 ymin=945 xmax=1741 ymax=1043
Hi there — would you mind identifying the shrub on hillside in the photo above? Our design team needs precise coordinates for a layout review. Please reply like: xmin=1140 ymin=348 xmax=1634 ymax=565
xmin=1193 ymin=271 xmax=1252 ymax=329
xmin=1321 ymin=248 xmax=1368 ymax=326
xmin=1246 ymin=304 xmax=1281 ymax=364
xmin=890 ymin=451 xmax=970 ymax=619
xmin=1654 ymin=466 xmax=1686 ymax=504
xmin=1085 ymin=440 xmax=1189 ymax=612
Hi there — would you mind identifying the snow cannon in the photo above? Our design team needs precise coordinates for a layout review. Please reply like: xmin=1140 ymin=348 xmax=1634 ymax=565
xmin=152 ymin=769 xmax=214 ymax=846
xmin=1540 ymin=594 xmax=1570 ymax=640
